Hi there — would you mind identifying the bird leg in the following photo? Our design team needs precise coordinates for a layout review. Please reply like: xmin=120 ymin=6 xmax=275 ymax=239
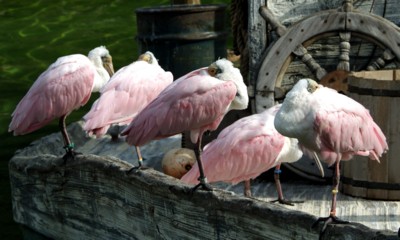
xmin=271 ymin=164 xmax=303 ymax=205
xmin=191 ymin=135 xmax=213 ymax=192
xmin=126 ymin=146 xmax=148 ymax=173
xmin=244 ymin=180 xmax=252 ymax=197
xmin=312 ymin=160 xmax=348 ymax=235
xmin=59 ymin=115 xmax=80 ymax=161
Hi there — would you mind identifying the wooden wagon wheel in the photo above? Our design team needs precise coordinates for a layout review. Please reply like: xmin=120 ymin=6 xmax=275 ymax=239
xmin=255 ymin=0 xmax=400 ymax=113
xmin=254 ymin=0 xmax=400 ymax=180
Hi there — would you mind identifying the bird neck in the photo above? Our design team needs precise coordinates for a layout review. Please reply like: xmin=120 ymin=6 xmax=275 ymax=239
xmin=230 ymin=81 xmax=249 ymax=111
xmin=92 ymin=68 xmax=110 ymax=92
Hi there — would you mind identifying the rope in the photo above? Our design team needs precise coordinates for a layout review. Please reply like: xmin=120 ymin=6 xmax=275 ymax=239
xmin=230 ymin=0 xmax=249 ymax=83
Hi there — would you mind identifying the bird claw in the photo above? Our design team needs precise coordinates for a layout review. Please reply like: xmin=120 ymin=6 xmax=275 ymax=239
xmin=126 ymin=165 xmax=149 ymax=174
xmin=189 ymin=177 xmax=213 ymax=194
xmin=271 ymin=198 xmax=303 ymax=206
xmin=62 ymin=150 xmax=81 ymax=163
xmin=312 ymin=215 xmax=349 ymax=236
xmin=190 ymin=183 xmax=213 ymax=194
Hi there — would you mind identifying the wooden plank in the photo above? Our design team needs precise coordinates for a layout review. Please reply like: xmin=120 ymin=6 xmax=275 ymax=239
xmin=248 ymin=0 xmax=267 ymax=112
xmin=351 ymin=70 xmax=395 ymax=81
xmin=344 ymin=74 xmax=400 ymax=200
xmin=388 ymin=95 xmax=400 ymax=199
xmin=9 ymin=152 xmax=398 ymax=240
xmin=8 ymin=122 xmax=399 ymax=238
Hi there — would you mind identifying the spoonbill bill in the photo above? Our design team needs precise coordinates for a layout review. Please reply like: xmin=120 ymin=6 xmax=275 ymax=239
xmin=9 ymin=46 xmax=114 ymax=159
xmin=274 ymin=78 xmax=388 ymax=232
xmin=121 ymin=59 xmax=249 ymax=190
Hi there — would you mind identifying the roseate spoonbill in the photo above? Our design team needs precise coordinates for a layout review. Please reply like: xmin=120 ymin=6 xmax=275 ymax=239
xmin=181 ymin=104 xmax=305 ymax=204
xmin=9 ymin=46 xmax=114 ymax=159
xmin=83 ymin=51 xmax=173 ymax=166
xmin=121 ymin=59 xmax=249 ymax=190
xmin=274 ymin=78 xmax=388 ymax=231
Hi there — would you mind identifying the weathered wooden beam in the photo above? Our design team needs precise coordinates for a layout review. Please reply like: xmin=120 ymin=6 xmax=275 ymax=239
xmin=248 ymin=0 xmax=267 ymax=112
xmin=9 ymin=148 xmax=398 ymax=239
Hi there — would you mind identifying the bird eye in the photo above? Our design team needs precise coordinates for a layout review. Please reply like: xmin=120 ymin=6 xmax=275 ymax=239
xmin=102 ymin=56 xmax=111 ymax=63
xmin=185 ymin=164 xmax=192 ymax=171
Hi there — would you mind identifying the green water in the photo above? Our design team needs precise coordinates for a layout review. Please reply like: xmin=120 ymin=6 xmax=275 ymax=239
xmin=1 ymin=0 xmax=231 ymax=238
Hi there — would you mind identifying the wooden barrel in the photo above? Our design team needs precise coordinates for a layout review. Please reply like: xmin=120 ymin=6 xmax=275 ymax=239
xmin=341 ymin=70 xmax=400 ymax=200
xmin=136 ymin=4 xmax=227 ymax=79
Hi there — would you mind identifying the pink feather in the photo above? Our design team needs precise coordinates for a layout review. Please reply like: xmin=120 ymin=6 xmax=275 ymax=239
xmin=181 ymin=105 xmax=303 ymax=185
xmin=274 ymin=79 xmax=388 ymax=166
xmin=121 ymin=67 xmax=237 ymax=146
xmin=83 ymin=60 xmax=173 ymax=137
xmin=9 ymin=54 xmax=97 ymax=135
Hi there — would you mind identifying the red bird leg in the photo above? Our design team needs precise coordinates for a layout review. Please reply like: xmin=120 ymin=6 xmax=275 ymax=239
xmin=59 ymin=115 xmax=79 ymax=161
xmin=191 ymin=134 xmax=212 ymax=192
xmin=244 ymin=180 xmax=252 ymax=197
xmin=312 ymin=160 xmax=348 ymax=234
xmin=271 ymin=164 xmax=303 ymax=205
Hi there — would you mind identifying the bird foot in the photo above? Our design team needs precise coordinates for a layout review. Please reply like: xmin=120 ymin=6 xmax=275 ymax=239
xmin=244 ymin=190 xmax=252 ymax=198
xmin=312 ymin=215 xmax=349 ymax=235
xmin=62 ymin=150 xmax=81 ymax=163
xmin=126 ymin=165 xmax=149 ymax=174
xmin=271 ymin=198 xmax=304 ymax=206
xmin=189 ymin=177 xmax=213 ymax=194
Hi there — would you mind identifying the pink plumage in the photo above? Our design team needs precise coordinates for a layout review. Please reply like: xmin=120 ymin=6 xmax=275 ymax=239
xmin=121 ymin=59 xmax=249 ymax=147
xmin=274 ymin=78 xmax=388 ymax=222
xmin=181 ymin=104 xmax=303 ymax=185
xmin=274 ymin=78 xmax=388 ymax=166
xmin=83 ymin=52 xmax=173 ymax=137
xmin=9 ymin=46 xmax=113 ymax=158
xmin=10 ymin=54 xmax=97 ymax=135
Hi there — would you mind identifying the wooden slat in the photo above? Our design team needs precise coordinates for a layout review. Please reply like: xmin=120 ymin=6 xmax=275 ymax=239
xmin=248 ymin=0 xmax=268 ymax=112
xmin=343 ymin=72 xmax=400 ymax=200
xmin=9 ymin=152 xmax=398 ymax=240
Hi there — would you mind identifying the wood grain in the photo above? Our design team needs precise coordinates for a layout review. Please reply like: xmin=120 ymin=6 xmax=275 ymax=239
xmin=9 ymin=152 xmax=398 ymax=239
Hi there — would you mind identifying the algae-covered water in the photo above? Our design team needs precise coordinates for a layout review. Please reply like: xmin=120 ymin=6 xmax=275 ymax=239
xmin=0 ymin=1 xmax=231 ymax=238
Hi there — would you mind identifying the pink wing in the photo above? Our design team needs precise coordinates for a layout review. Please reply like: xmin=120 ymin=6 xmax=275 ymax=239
xmin=9 ymin=54 xmax=96 ymax=135
xmin=83 ymin=61 xmax=173 ymax=137
xmin=181 ymin=111 xmax=285 ymax=184
xmin=313 ymin=87 xmax=388 ymax=166
xmin=121 ymin=71 xmax=237 ymax=146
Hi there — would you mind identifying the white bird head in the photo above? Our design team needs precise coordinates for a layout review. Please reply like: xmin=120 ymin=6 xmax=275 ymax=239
xmin=292 ymin=78 xmax=320 ymax=94
xmin=138 ymin=51 xmax=159 ymax=66
xmin=207 ymin=58 xmax=249 ymax=111
xmin=88 ymin=46 xmax=115 ymax=92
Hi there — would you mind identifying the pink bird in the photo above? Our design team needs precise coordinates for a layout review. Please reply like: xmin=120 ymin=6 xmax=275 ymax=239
xmin=181 ymin=104 xmax=304 ymax=204
xmin=9 ymin=46 xmax=114 ymax=159
xmin=274 ymin=78 xmax=388 ymax=230
xmin=83 ymin=51 xmax=173 ymax=166
xmin=121 ymin=59 xmax=249 ymax=189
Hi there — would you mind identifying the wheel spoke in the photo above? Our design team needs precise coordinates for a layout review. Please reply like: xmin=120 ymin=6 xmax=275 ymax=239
xmin=367 ymin=49 xmax=395 ymax=70
xmin=337 ymin=32 xmax=351 ymax=71
xmin=292 ymin=45 xmax=327 ymax=80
